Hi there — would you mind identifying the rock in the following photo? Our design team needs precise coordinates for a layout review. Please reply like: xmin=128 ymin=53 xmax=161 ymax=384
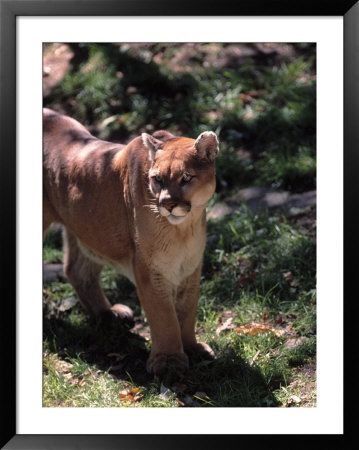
xmin=43 ymin=263 xmax=65 ymax=283
xmin=207 ymin=187 xmax=316 ymax=220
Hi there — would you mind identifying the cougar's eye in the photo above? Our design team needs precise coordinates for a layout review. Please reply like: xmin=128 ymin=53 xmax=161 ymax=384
xmin=154 ymin=174 xmax=162 ymax=183
xmin=182 ymin=173 xmax=193 ymax=183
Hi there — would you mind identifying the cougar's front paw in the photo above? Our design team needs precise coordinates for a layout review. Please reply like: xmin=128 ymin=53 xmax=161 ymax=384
xmin=186 ymin=342 xmax=215 ymax=360
xmin=146 ymin=352 xmax=189 ymax=375
xmin=101 ymin=303 xmax=135 ymax=328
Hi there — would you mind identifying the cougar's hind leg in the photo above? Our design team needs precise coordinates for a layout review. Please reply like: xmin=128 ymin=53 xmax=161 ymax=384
xmin=43 ymin=192 xmax=58 ymax=237
xmin=63 ymin=227 xmax=109 ymax=314
xmin=62 ymin=227 xmax=134 ymax=327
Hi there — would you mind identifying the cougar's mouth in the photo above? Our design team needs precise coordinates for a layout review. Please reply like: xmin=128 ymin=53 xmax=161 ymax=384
xmin=165 ymin=213 xmax=189 ymax=225
xmin=158 ymin=203 xmax=191 ymax=225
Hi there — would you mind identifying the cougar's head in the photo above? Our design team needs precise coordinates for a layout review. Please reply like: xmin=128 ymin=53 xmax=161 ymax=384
xmin=142 ymin=130 xmax=219 ymax=225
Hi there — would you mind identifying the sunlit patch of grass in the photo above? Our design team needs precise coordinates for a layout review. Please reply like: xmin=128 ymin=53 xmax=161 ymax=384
xmin=43 ymin=351 xmax=125 ymax=407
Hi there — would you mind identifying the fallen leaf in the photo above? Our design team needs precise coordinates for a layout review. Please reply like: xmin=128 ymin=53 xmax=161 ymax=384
xmin=129 ymin=387 xmax=141 ymax=395
xmin=239 ymin=93 xmax=253 ymax=104
xmin=283 ymin=271 xmax=299 ymax=288
xmin=119 ymin=387 xmax=143 ymax=403
xmin=220 ymin=310 xmax=235 ymax=321
xmin=275 ymin=315 xmax=284 ymax=325
xmin=284 ymin=337 xmax=306 ymax=349
xmin=63 ymin=372 xmax=73 ymax=381
xmin=216 ymin=317 xmax=236 ymax=336
xmin=284 ymin=271 xmax=293 ymax=282
xmin=236 ymin=322 xmax=285 ymax=337
xmin=56 ymin=360 xmax=73 ymax=373
xmin=57 ymin=296 xmax=78 ymax=312
xmin=288 ymin=395 xmax=301 ymax=405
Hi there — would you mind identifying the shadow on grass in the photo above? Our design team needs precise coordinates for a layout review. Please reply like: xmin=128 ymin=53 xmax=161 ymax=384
xmin=203 ymin=206 xmax=316 ymax=306
xmin=45 ymin=43 xmax=200 ymax=140
xmin=43 ymin=312 xmax=278 ymax=407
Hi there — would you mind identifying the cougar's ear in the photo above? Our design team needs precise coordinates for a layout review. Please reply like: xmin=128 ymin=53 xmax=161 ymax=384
xmin=152 ymin=130 xmax=176 ymax=142
xmin=194 ymin=131 xmax=219 ymax=162
xmin=142 ymin=133 xmax=164 ymax=161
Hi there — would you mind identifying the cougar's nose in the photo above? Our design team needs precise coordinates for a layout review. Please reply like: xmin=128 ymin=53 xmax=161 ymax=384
xmin=162 ymin=202 xmax=177 ymax=212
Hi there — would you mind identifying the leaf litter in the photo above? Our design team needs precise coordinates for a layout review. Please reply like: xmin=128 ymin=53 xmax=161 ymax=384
xmin=236 ymin=321 xmax=285 ymax=337
xmin=119 ymin=387 xmax=143 ymax=404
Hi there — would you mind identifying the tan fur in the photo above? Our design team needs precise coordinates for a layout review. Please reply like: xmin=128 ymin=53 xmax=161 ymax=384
xmin=43 ymin=108 xmax=219 ymax=374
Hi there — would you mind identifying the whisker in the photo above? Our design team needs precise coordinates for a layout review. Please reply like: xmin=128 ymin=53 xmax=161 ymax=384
xmin=143 ymin=204 xmax=160 ymax=215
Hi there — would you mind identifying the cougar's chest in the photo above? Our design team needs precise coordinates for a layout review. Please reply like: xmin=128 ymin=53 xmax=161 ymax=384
xmin=151 ymin=227 xmax=205 ymax=286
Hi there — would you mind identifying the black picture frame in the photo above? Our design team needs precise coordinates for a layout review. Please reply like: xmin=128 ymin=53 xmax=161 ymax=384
xmin=1 ymin=0 xmax=357 ymax=448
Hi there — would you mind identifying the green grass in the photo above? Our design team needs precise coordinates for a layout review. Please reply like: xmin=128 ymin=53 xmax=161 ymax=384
xmin=43 ymin=206 xmax=316 ymax=408
xmin=43 ymin=350 xmax=180 ymax=407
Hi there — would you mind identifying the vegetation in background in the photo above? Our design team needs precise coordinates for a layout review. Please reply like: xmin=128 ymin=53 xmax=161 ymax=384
xmin=45 ymin=42 xmax=316 ymax=194
xmin=43 ymin=43 xmax=316 ymax=408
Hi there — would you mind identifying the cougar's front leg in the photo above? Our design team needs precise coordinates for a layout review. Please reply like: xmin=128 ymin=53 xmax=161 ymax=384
xmin=63 ymin=227 xmax=134 ymax=326
xmin=133 ymin=256 xmax=188 ymax=375
xmin=176 ymin=264 xmax=215 ymax=360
